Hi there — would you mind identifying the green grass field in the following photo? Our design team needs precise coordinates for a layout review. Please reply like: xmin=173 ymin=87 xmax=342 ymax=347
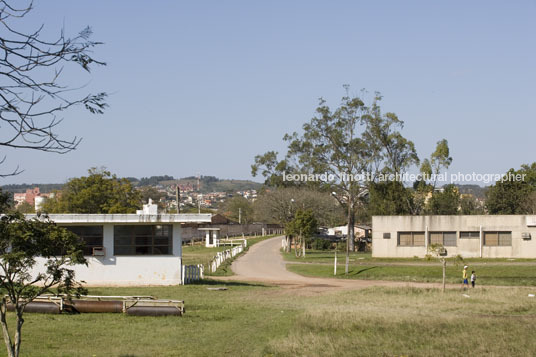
xmin=282 ymin=249 xmax=536 ymax=264
xmin=4 ymin=283 xmax=536 ymax=356
xmin=282 ymin=249 xmax=536 ymax=286
xmin=181 ymin=245 xmax=229 ymax=266
xmin=287 ymin=262 xmax=536 ymax=286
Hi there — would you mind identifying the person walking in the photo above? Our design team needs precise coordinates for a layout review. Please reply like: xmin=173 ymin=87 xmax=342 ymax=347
xmin=462 ymin=265 xmax=469 ymax=290
xmin=471 ymin=270 xmax=476 ymax=288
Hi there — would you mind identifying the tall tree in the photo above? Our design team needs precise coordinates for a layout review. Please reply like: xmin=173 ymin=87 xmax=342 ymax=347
xmin=0 ymin=212 xmax=87 ymax=357
xmin=42 ymin=168 xmax=141 ymax=213
xmin=420 ymin=139 xmax=452 ymax=189
xmin=486 ymin=163 xmax=536 ymax=214
xmin=0 ymin=0 xmax=107 ymax=177
xmin=253 ymin=88 xmax=418 ymax=273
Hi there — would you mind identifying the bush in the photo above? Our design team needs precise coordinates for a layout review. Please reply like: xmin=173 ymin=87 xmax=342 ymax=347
xmin=307 ymin=237 xmax=332 ymax=250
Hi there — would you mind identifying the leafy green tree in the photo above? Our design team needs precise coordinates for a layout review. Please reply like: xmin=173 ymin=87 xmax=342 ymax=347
xmin=486 ymin=163 xmax=536 ymax=214
xmin=366 ymin=181 xmax=415 ymax=216
xmin=426 ymin=184 xmax=460 ymax=215
xmin=0 ymin=213 xmax=87 ymax=357
xmin=285 ymin=209 xmax=318 ymax=257
xmin=219 ymin=196 xmax=254 ymax=224
xmin=42 ymin=168 xmax=141 ymax=213
xmin=420 ymin=139 xmax=452 ymax=189
xmin=0 ymin=190 xmax=12 ymax=212
xmin=460 ymin=195 xmax=484 ymax=215
xmin=253 ymin=88 xmax=418 ymax=273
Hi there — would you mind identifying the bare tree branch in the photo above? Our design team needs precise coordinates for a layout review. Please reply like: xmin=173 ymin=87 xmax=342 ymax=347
xmin=0 ymin=0 xmax=107 ymax=177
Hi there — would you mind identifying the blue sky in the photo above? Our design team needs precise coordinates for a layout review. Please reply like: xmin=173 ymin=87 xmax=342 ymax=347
xmin=2 ymin=0 xmax=535 ymax=185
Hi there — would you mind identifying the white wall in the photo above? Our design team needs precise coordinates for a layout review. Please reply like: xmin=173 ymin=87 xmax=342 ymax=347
xmin=30 ymin=223 xmax=184 ymax=286
xmin=372 ymin=215 xmax=536 ymax=258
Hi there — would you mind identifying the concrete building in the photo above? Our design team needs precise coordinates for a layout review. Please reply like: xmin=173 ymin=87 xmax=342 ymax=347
xmin=28 ymin=213 xmax=212 ymax=285
xmin=372 ymin=215 xmax=536 ymax=258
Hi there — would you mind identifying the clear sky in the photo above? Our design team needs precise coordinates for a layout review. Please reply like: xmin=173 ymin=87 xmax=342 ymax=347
xmin=2 ymin=0 xmax=535 ymax=185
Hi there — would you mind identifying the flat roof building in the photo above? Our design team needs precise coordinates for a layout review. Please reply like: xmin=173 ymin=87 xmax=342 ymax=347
xmin=372 ymin=215 xmax=536 ymax=258
xmin=27 ymin=213 xmax=212 ymax=286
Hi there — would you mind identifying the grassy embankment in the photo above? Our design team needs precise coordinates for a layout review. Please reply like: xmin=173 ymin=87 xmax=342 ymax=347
xmin=282 ymin=250 xmax=536 ymax=286
xmin=5 ymin=284 xmax=536 ymax=356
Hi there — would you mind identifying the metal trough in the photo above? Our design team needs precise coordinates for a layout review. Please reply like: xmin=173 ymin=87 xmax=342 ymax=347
xmin=123 ymin=299 xmax=184 ymax=316
xmin=5 ymin=295 xmax=184 ymax=316
xmin=6 ymin=296 xmax=63 ymax=314
xmin=70 ymin=300 xmax=123 ymax=313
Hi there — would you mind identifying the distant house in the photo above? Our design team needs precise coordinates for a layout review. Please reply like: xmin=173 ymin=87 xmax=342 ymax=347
xmin=13 ymin=187 xmax=54 ymax=210
xmin=211 ymin=213 xmax=230 ymax=225
xmin=326 ymin=225 xmax=371 ymax=239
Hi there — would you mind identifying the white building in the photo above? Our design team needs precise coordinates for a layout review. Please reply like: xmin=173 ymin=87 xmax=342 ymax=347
xmin=28 ymin=213 xmax=211 ymax=286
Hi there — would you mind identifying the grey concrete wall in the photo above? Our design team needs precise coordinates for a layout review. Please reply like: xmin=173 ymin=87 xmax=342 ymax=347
xmin=372 ymin=215 xmax=536 ymax=258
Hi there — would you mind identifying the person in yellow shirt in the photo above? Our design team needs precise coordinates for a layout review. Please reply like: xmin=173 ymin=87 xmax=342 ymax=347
xmin=462 ymin=265 xmax=469 ymax=290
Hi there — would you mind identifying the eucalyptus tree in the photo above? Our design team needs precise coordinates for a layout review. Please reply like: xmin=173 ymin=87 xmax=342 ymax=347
xmin=420 ymin=139 xmax=453 ymax=189
xmin=253 ymin=88 xmax=419 ymax=274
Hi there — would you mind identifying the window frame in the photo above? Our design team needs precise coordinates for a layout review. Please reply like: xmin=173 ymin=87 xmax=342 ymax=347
xmin=428 ymin=231 xmax=457 ymax=247
xmin=483 ymin=231 xmax=512 ymax=247
xmin=397 ymin=231 xmax=425 ymax=247
xmin=460 ymin=231 xmax=480 ymax=239
xmin=64 ymin=225 xmax=104 ymax=256
xmin=113 ymin=224 xmax=173 ymax=256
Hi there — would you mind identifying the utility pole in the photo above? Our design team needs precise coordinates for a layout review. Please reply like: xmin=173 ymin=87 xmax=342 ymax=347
xmin=175 ymin=184 xmax=181 ymax=214
xmin=239 ymin=207 xmax=242 ymax=224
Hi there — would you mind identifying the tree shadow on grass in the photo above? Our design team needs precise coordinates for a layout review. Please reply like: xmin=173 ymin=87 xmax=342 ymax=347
xmin=187 ymin=279 xmax=268 ymax=288
xmin=350 ymin=266 xmax=378 ymax=276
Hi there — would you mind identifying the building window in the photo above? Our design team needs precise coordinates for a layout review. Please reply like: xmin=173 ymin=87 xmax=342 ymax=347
xmin=64 ymin=226 xmax=104 ymax=256
xmin=397 ymin=232 xmax=425 ymax=246
xmin=114 ymin=225 xmax=172 ymax=255
xmin=460 ymin=231 xmax=479 ymax=239
xmin=383 ymin=233 xmax=391 ymax=239
xmin=484 ymin=231 xmax=512 ymax=246
xmin=429 ymin=232 xmax=457 ymax=247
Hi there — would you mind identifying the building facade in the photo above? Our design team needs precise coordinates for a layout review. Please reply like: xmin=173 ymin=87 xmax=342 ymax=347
xmin=28 ymin=213 xmax=212 ymax=285
xmin=372 ymin=215 xmax=536 ymax=258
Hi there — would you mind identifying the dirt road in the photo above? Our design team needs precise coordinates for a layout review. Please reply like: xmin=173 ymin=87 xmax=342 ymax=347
xmin=218 ymin=236 xmax=452 ymax=292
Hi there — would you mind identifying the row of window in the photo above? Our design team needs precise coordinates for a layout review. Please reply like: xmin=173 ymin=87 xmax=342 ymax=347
xmin=64 ymin=225 xmax=173 ymax=256
xmin=395 ymin=231 xmax=512 ymax=247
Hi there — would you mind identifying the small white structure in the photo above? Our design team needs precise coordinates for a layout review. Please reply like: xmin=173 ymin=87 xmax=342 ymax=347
xmin=326 ymin=225 xmax=370 ymax=238
xmin=199 ymin=227 xmax=221 ymax=247
xmin=136 ymin=198 xmax=158 ymax=215
xmin=27 ymin=213 xmax=212 ymax=285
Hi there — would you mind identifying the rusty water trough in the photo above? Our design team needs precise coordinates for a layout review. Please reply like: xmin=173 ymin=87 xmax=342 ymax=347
xmin=6 ymin=295 xmax=184 ymax=316
xmin=7 ymin=296 xmax=63 ymax=314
